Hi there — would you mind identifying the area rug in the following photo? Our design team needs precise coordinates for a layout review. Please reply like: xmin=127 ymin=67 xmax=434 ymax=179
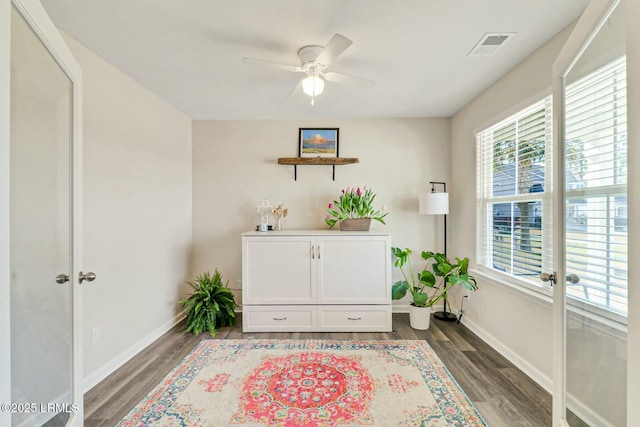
xmin=116 ymin=339 xmax=487 ymax=427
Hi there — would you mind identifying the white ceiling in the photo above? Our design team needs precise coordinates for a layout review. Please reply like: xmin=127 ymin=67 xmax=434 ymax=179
xmin=41 ymin=0 xmax=589 ymax=120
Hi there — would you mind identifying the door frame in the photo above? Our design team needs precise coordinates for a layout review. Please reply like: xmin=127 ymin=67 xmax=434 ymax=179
xmin=0 ymin=0 xmax=12 ymax=424
xmin=551 ymin=0 xmax=622 ymax=425
xmin=2 ymin=0 xmax=84 ymax=425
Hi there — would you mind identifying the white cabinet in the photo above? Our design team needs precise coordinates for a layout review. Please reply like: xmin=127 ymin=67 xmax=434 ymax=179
xmin=242 ymin=230 xmax=392 ymax=332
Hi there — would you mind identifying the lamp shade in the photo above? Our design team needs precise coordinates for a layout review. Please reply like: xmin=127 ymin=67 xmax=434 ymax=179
xmin=419 ymin=192 xmax=449 ymax=215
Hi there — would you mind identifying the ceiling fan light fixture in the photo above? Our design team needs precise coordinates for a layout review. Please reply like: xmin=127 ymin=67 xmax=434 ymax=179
xmin=243 ymin=34 xmax=372 ymax=105
xmin=302 ymin=75 xmax=324 ymax=96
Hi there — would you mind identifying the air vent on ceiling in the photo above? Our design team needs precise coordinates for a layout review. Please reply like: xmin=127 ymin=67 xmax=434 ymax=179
xmin=468 ymin=32 xmax=516 ymax=56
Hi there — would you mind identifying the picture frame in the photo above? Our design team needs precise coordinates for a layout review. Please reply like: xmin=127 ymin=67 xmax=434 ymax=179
xmin=299 ymin=128 xmax=339 ymax=158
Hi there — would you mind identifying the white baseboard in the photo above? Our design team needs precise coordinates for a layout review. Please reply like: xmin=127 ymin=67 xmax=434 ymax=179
xmin=461 ymin=316 xmax=616 ymax=427
xmin=393 ymin=305 xmax=441 ymax=314
xmin=566 ymin=395 xmax=615 ymax=427
xmin=15 ymin=392 xmax=73 ymax=427
xmin=17 ymin=410 xmax=51 ymax=427
xmin=460 ymin=315 xmax=553 ymax=393
xmin=83 ymin=312 xmax=185 ymax=392
xmin=392 ymin=304 xmax=410 ymax=313
xmin=392 ymin=306 xmax=553 ymax=394
xmin=79 ymin=307 xmax=615 ymax=426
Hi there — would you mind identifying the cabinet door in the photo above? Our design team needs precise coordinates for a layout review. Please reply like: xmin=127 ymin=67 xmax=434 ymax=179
xmin=317 ymin=236 xmax=390 ymax=304
xmin=243 ymin=237 xmax=315 ymax=304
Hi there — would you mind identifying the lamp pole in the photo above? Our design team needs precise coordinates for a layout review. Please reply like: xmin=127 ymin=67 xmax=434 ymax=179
xmin=428 ymin=181 xmax=457 ymax=322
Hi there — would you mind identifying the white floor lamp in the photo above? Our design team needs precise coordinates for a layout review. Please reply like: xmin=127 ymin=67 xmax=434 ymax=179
xmin=419 ymin=181 xmax=457 ymax=322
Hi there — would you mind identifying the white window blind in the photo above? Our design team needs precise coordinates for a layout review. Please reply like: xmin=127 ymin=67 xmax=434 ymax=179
xmin=476 ymin=97 xmax=553 ymax=286
xmin=564 ymin=56 xmax=627 ymax=316
xmin=476 ymin=56 xmax=628 ymax=318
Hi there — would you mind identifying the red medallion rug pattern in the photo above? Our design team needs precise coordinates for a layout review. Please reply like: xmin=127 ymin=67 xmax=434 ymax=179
xmin=116 ymin=339 xmax=487 ymax=427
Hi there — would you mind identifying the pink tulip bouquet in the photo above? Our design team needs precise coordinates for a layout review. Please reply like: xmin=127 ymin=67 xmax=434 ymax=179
xmin=325 ymin=186 xmax=388 ymax=229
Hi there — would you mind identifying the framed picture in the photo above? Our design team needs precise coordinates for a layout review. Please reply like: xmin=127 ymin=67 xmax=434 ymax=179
xmin=299 ymin=128 xmax=339 ymax=158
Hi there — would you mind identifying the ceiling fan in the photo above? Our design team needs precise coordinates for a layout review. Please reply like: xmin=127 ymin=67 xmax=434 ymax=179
xmin=242 ymin=34 xmax=374 ymax=105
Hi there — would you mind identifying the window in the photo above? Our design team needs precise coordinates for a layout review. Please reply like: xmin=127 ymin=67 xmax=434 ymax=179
xmin=476 ymin=56 xmax=628 ymax=318
xmin=564 ymin=56 xmax=627 ymax=316
xmin=476 ymin=98 xmax=553 ymax=286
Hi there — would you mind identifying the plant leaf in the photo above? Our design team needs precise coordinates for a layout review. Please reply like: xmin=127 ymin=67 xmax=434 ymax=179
xmin=391 ymin=280 xmax=409 ymax=300
xmin=418 ymin=270 xmax=436 ymax=287
xmin=413 ymin=292 xmax=429 ymax=307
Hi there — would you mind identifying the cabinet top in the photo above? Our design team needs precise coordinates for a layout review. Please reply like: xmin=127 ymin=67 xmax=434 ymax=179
xmin=242 ymin=229 xmax=392 ymax=237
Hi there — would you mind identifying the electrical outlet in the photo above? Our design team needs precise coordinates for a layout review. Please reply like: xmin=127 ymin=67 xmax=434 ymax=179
xmin=91 ymin=327 xmax=100 ymax=346
xmin=236 ymin=279 xmax=242 ymax=289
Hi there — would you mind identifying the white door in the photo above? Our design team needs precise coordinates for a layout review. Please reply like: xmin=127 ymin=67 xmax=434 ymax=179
xmin=552 ymin=0 xmax=627 ymax=425
xmin=9 ymin=0 xmax=85 ymax=425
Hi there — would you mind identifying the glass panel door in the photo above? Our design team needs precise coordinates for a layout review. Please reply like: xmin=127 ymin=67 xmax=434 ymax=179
xmin=10 ymin=4 xmax=77 ymax=426
xmin=558 ymin=1 xmax=627 ymax=425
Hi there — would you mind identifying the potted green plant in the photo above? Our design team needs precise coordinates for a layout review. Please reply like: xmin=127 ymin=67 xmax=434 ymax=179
xmin=325 ymin=186 xmax=388 ymax=231
xmin=391 ymin=247 xmax=478 ymax=330
xmin=179 ymin=270 xmax=236 ymax=337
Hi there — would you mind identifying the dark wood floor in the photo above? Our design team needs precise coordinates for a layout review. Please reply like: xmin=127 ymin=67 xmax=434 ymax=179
xmin=84 ymin=314 xmax=553 ymax=427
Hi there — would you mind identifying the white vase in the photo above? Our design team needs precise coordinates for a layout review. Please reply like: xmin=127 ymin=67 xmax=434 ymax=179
xmin=409 ymin=305 xmax=431 ymax=330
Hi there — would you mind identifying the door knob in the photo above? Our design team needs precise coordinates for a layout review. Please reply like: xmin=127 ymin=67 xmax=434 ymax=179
xmin=79 ymin=271 xmax=96 ymax=284
xmin=55 ymin=274 xmax=69 ymax=284
xmin=566 ymin=273 xmax=580 ymax=284
xmin=540 ymin=272 xmax=556 ymax=285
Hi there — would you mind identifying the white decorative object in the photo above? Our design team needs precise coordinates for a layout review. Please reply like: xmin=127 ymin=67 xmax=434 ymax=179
xmin=256 ymin=199 xmax=273 ymax=232
xmin=272 ymin=203 xmax=288 ymax=231
xmin=241 ymin=230 xmax=392 ymax=332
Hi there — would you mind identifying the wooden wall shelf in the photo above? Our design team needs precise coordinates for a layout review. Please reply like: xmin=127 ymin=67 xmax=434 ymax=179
xmin=277 ymin=157 xmax=359 ymax=180
xmin=277 ymin=157 xmax=359 ymax=165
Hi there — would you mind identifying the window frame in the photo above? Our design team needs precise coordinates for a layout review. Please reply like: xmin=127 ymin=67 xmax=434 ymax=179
xmin=475 ymin=58 xmax=628 ymax=326
xmin=562 ymin=55 xmax=628 ymax=318
xmin=476 ymin=96 xmax=554 ymax=290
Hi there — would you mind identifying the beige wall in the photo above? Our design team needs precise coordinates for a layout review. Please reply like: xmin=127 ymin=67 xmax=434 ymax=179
xmin=3 ymin=2 xmax=636 ymax=423
xmin=449 ymin=25 xmax=575 ymax=387
xmin=61 ymin=34 xmax=193 ymax=388
xmin=192 ymin=118 xmax=450 ymax=307
xmin=451 ymin=7 xmax=636 ymax=424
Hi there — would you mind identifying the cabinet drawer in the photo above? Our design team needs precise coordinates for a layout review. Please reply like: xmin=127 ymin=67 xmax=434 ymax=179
xmin=317 ymin=305 xmax=392 ymax=332
xmin=242 ymin=306 xmax=316 ymax=332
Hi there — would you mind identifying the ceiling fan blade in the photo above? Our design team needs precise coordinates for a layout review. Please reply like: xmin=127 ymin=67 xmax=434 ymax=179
xmin=242 ymin=57 xmax=302 ymax=72
xmin=324 ymin=71 xmax=375 ymax=89
xmin=287 ymin=79 xmax=305 ymax=100
xmin=316 ymin=34 xmax=352 ymax=66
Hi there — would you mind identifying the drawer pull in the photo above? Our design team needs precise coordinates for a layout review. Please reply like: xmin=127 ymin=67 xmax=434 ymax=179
xmin=347 ymin=317 xmax=362 ymax=321
xmin=273 ymin=317 xmax=288 ymax=321
xmin=311 ymin=245 xmax=315 ymax=259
